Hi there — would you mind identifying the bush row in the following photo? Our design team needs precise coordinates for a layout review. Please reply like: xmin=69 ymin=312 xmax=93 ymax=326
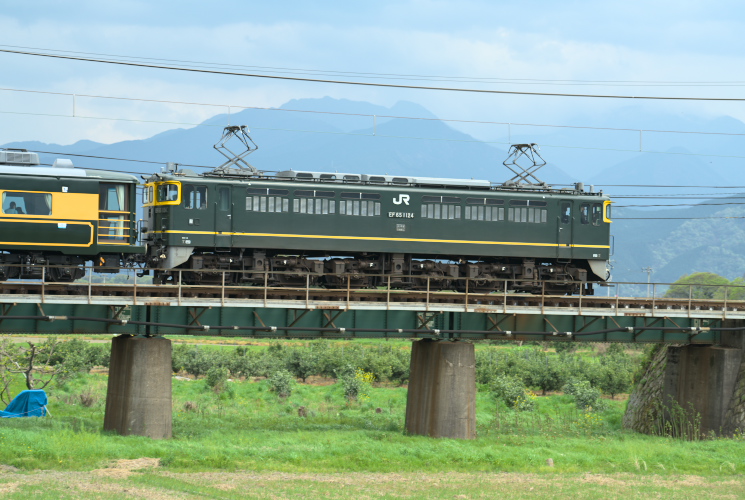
xmin=476 ymin=344 xmax=636 ymax=399
xmin=172 ymin=342 xmax=411 ymax=385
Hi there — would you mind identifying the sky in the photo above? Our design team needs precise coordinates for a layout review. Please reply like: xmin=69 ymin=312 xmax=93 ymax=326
xmin=2 ymin=0 xmax=745 ymax=147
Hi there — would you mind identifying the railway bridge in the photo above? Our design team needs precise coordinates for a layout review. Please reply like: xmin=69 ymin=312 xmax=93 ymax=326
xmin=2 ymin=270 xmax=744 ymax=440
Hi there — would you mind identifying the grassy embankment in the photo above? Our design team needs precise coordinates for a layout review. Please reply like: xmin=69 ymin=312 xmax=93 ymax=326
xmin=1 ymin=340 xmax=744 ymax=498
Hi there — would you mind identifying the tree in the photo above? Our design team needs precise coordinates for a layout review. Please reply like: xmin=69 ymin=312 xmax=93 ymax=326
xmin=0 ymin=338 xmax=68 ymax=405
xmin=665 ymin=272 xmax=730 ymax=299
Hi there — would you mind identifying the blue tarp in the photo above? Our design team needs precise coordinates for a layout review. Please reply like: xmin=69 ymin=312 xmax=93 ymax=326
xmin=0 ymin=389 xmax=48 ymax=418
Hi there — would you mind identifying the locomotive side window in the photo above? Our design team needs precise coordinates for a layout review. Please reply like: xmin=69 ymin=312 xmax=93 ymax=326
xmin=292 ymin=189 xmax=337 ymax=215
xmin=561 ymin=202 xmax=571 ymax=224
xmin=421 ymin=195 xmax=462 ymax=220
xmin=580 ymin=203 xmax=590 ymax=224
xmin=2 ymin=191 xmax=52 ymax=216
xmin=339 ymin=192 xmax=380 ymax=217
xmin=247 ymin=188 xmax=290 ymax=213
xmin=592 ymin=204 xmax=602 ymax=225
xmin=506 ymin=206 xmax=545 ymax=223
xmin=184 ymin=185 xmax=207 ymax=210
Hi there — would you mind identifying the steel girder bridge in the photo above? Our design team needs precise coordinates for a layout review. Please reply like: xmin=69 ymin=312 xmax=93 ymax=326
xmin=1 ymin=277 xmax=743 ymax=344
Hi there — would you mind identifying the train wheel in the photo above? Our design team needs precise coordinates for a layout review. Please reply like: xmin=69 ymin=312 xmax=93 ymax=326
xmin=45 ymin=266 xmax=84 ymax=282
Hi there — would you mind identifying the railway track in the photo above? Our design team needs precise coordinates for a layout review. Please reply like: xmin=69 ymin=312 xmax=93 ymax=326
xmin=0 ymin=281 xmax=742 ymax=314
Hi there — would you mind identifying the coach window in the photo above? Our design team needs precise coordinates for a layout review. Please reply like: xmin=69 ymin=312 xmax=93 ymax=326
xmin=100 ymin=184 xmax=128 ymax=212
xmin=2 ymin=191 xmax=52 ymax=216
xmin=184 ymin=185 xmax=207 ymax=210
xmin=99 ymin=184 xmax=130 ymax=242
xmin=592 ymin=203 xmax=602 ymax=225
xmin=580 ymin=203 xmax=590 ymax=224
xmin=561 ymin=202 xmax=571 ymax=224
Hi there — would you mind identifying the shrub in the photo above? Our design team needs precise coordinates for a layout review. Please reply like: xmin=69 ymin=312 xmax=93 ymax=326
xmin=267 ymin=369 xmax=295 ymax=399
xmin=340 ymin=368 xmax=374 ymax=402
xmin=564 ymin=379 xmax=606 ymax=411
xmin=491 ymin=375 xmax=535 ymax=411
xmin=204 ymin=366 xmax=230 ymax=394
xmin=285 ymin=345 xmax=319 ymax=382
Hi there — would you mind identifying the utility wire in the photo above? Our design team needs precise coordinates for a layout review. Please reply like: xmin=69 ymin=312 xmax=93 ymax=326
xmin=3 ymin=47 xmax=745 ymax=101
xmin=4 ymin=44 xmax=745 ymax=87
xmin=5 ymin=86 xmax=745 ymax=139
xmin=23 ymin=151 xmax=745 ymax=200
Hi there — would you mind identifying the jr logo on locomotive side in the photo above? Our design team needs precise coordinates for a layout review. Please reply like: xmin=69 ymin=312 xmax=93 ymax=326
xmin=392 ymin=194 xmax=410 ymax=205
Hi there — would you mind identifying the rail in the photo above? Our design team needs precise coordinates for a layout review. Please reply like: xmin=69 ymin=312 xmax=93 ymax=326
xmin=0 ymin=264 xmax=744 ymax=320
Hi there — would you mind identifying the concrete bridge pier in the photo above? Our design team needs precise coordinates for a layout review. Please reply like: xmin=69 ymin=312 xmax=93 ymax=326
xmin=625 ymin=327 xmax=745 ymax=437
xmin=405 ymin=339 xmax=476 ymax=439
xmin=103 ymin=335 xmax=172 ymax=439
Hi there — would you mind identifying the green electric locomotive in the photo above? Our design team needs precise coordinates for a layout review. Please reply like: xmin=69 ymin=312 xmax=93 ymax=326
xmin=0 ymin=149 xmax=144 ymax=281
xmin=143 ymin=131 xmax=611 ymax=294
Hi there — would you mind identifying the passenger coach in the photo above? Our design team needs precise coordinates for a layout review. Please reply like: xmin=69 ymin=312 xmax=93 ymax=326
xmin=0 ymin=149 xmax=144 ymax=281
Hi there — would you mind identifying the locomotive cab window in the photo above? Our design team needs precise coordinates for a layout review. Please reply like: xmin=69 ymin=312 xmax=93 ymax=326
xmin=184 ymin=185 xmax=207 ymax=210
xmin=158 ymin=183 xmax=180 ymax=204
xmin=592 ymin=203 xmax=602 ymax=226
xmin=561 ymin=202 xmax=571 ymax=224
xmin=143 ymin=185 xmax=154 ymax=205
xmin=580 ymin=203 xmax=590 ymax=224
xmin=1 ymin=191 xmax=52 ymax=216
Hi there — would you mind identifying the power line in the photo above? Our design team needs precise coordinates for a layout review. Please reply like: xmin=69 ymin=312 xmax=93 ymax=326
xmin=615 ymin=216 xmax=745 ymax=220
xmin=4 ymin=86 xmax=745 ymax=139
xmin=3 ymin=47 xmax=745 ymax=102
xmin=22 ymin=151 xmax=745 ymax=198
xmin=4 ymin=44 xmax=745 ymax=88
xmin=616 ymin=202 xmax=745 ymax=207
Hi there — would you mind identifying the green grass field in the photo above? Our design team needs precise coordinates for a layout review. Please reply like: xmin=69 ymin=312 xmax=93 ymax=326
xmin=0 ymin=340 xmax=743 ymax=498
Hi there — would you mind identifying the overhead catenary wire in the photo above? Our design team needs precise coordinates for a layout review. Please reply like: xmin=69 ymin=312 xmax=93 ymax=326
xmin=5 ymin=85 xmax=745 ymax=163
xmin=6 ymin=44 xmax=745 ymax=87
xmin=4 ymin=47 xmax=745 ymax=102
xmin=24 ymin=150 xmax=745 ymax=208
xmin=5 ymin=85 xmax=745 ymax=140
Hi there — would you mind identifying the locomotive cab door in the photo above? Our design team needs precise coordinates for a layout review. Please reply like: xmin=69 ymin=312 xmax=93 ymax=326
xmin=557 ymin=201 xmax=573 ymax=260
xmin=215 ymin=186 xmax=233 ymax=248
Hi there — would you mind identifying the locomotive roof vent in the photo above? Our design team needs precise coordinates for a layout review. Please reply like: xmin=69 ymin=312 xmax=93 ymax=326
xmin=502 ymin=143 xmax=550 ymax=189
xmin=53 ymin=158 xmax=74 ymax=168
xmin=0 ymin=148 xmax=40 ymax=166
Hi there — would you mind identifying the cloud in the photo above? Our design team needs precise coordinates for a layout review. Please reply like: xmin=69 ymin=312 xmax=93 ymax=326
xmin=2 ymin=1 xmax=745 ymax=146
